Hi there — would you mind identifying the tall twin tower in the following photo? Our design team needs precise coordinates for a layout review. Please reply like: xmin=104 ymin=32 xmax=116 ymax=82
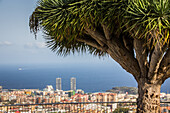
xmin=56 ymin=77 xmax=76 ymax=91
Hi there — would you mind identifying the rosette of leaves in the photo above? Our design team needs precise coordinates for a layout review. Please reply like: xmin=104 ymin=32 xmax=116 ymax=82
xmin=124 ymin=0 xmax=169 ymax=49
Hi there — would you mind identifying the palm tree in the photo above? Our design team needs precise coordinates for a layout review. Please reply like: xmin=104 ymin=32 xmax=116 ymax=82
xmin=29 ymin=0 xmax=170 ymax=112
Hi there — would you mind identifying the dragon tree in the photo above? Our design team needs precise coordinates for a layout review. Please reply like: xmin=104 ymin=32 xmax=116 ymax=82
xmin=29 ymin=0 xmax=170 ymax=112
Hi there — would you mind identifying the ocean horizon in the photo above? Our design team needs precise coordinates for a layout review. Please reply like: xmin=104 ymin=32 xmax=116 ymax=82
xmin=0 ymin=64 xmax=169 ymax=93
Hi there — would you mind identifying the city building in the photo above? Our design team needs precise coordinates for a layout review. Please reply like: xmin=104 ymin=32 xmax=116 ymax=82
xmin=76 ymin=89 xmax=84 ymax=95
xmin=56 ymin=78 xmax=62 ymax=90
xmin=43 ymin=85 xmax=54 ymax=91
xmin=70 ymin=77 xmax=76 ymax=91
xmin=0 ymin=86 xmax=2 ymax=93
xmin=95 ymin=93 xmax=117 ymax=102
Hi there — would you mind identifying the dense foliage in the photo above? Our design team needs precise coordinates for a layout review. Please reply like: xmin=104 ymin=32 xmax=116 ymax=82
xmin=30 ymin=0 xmax=169 ymax=55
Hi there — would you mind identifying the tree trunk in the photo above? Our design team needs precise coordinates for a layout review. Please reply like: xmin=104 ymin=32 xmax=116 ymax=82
xmin=137 ymin=79 xmax=161 ymax=113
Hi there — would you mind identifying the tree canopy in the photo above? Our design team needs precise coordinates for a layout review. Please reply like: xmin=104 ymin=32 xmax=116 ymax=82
xmin=30 ymin=0 xmax=169 ymax=55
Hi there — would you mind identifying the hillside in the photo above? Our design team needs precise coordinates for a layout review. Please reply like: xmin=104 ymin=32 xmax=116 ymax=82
xmin=106 ymin=87 xmax=138 ymax=94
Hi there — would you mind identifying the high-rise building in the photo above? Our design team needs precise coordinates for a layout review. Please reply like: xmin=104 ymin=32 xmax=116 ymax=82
xmin=70 ymin=77 xmax=76 ymax=91
xmin=56 ymin=78 xmax=62 ymax=90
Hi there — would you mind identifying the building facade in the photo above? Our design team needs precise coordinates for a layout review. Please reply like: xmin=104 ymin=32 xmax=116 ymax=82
xmin=70 ymin=77 xmax=76 ymax=91
xmin=56 ymin=78 xmax=62 ymax=90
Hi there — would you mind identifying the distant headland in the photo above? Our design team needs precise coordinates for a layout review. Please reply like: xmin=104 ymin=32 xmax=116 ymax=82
xmin=106 ymin=87 xmax=138 ymax=94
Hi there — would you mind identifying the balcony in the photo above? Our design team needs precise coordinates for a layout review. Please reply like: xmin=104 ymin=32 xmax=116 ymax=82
xmin=0 ymin=101 xmax=169 ymax=113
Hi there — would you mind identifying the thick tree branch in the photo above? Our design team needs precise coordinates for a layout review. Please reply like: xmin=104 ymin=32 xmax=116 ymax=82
xmin=101 ymin=24 xmax=111 ymax=40
xmin=107 ymin=37 xmax=141 ymax=82
xmin=123 ymin=36 xmax=134 ymax=55
xmin=81 ymin=25 xmax=141 ymax=82
xmin=102 ymin=23 xmax=134 ymax=54
xmin=158 ymin=67 xmax=170 ymax=84
xmin=157 ymin=48 xmax=170 ymax=84
xmin=134 ymin=38 xmax=148 ymax=78
xmin=159 ymin=48 xmax=170 ymax=70
xmin=148 ymin=42 xmax=165 ymax=82
xmin=84 ymin=27 xmax=107 ymax=47
xmin=76 ymin=37 xmax=104 ymax=51
xmin=160 ymin=48 xmax=170 ymax=70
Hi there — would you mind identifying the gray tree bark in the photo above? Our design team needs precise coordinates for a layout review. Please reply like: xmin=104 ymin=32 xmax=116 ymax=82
xmin=137 ymin=78 xmax=161 ymax=113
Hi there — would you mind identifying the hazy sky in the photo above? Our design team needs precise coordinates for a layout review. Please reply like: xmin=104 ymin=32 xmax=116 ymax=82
xmin=0 ymin=0 xmax=116 ymax=66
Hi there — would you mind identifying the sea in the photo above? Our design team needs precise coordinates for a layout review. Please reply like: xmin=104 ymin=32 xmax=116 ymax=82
xmin=0 ymin=64 xmax=169 ymax=93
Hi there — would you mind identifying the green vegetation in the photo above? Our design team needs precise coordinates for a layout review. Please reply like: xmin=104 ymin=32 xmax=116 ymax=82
xmin=113 ymin=107 xmax=129 ymax=113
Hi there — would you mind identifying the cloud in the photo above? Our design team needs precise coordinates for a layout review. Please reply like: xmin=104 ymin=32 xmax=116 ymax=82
xmin=24 ymin=42 xmax=46 ymax=49
xmin=0 ymin=41 xmax=13 ymax=46
xmin=36 ymin=42 xmax=46 ymax=49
